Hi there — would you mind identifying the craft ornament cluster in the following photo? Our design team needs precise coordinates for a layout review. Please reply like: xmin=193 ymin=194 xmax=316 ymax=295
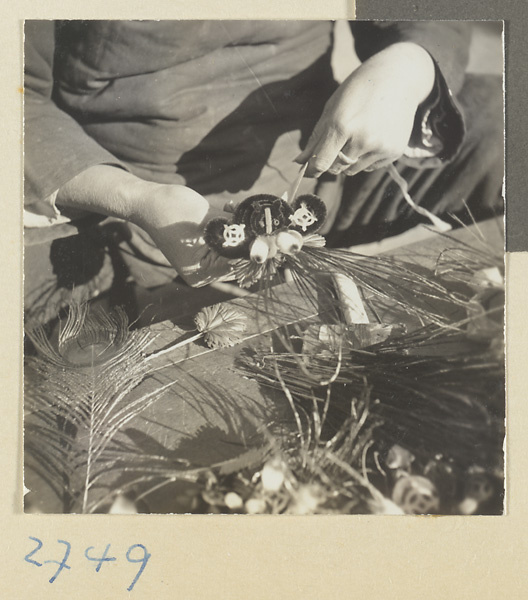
xmin=204 ymin=193 xmax=328 ymax=265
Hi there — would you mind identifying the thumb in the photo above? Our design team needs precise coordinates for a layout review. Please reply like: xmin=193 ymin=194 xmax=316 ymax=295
xmin=295 ymin=139 xmax=317 ymax=165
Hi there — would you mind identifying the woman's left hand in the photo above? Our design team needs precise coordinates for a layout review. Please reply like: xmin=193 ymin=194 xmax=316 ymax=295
xmin=136 ymin=184 xmax=234 ymax=287
xmin=55 ymin=165 xmax=234 ymax=287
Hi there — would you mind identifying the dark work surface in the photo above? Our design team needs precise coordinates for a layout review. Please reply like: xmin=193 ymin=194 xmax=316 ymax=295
xmin=24 ymin=218 xmax=503 ymax=513
xmin=356 ymin=0 xmax=527 ymax=251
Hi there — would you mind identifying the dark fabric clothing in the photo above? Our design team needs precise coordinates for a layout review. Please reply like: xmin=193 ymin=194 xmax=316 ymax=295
xmin=24 ymin=21 xmax=128 ymax=206
xmin=25 ymin=20 xmax=335 ymax=210
xmin=351 ymin=21 xmax=471 ymax=94
xmin=25 ymin=20 xmax=471 ymax=211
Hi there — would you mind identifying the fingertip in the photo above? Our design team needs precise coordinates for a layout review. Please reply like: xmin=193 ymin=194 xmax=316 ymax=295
xmin=294 ymin=152 xmax=308 ymax=164
xmin=222 ymin=200 xmax=237 ymax=214
xmin=295 ymin=142 xmax=316 ymax=163
xmin=304 ymin=166 xmax=323 ymax=179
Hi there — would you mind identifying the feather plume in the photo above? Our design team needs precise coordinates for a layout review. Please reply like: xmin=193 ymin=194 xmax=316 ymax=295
xmin=24 ymin=304 xmax=178 ymax=513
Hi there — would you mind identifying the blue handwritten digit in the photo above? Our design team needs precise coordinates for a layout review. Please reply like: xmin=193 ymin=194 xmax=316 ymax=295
xmin=84 ymin=544 xmax=117 ymax=572
xmin=125 ymin=544 xmax=151 ymax=592
xmin=43 ymin=539 xmax=72 ymax=583
xmin=24 ymin=536 xmax=43 ymax=567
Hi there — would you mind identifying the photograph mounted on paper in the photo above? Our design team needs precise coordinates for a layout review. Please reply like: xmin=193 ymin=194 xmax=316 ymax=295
xmin=23 ymin=20 xmax=505 ymax=515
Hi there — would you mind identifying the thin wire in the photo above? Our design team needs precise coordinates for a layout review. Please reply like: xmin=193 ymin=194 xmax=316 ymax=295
xmin=388 ymin=164 xmax=451 ymax=232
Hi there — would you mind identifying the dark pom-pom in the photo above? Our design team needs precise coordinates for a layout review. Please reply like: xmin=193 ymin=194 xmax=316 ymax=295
xmin=204 ymin=218 xmax=230 ymax=252
xmin=234 ymin=194 xmax=293 ymax=236
xmin=289 ymin=194 xmax=327 ymax=234
xmin=204 ymin=218 xmax=250 ymax=259
xmin=234 ymin=195 xmax=280 ymax=225
xmin=272 ymin=198 xmax=294 ymax=228
xmin=250 ymin=198 xmax=293 ymax=236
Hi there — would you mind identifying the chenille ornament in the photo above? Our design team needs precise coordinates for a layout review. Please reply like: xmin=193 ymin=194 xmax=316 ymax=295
xmin=222 ymin=223 xmax=246 ymax=248
xmin=289 ymin=202 xmax=318 ymax=231
xmin=203 ymin=191 xmax=327 ymax=286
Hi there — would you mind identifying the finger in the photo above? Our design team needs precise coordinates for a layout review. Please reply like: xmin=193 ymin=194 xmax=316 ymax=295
xmin=342 ymin=152 xmax=380 ymax=177
xmin=363 ymin=158 xmax=396 ymax=172
xmin=201 ymin=248 xmax=232 ymax=273
xmin=326 ymin=149 xmax=362 ymax=176
xmin=325 ymin=135 xmax=365 ymax=175
xmin=295 ymin=139 xmax=317 ymax=166
xmin=193 ymin=248 xmax=234 ymax=287
xmin=337 ymin=150 xmax=361 ymax=167
xmin=222 ymin=200 xmax=237 ymax=214
xmin=296 ymin=114 xmax=349 ymax=177
xmin=305 ymin=129 xmax=350 ymax=178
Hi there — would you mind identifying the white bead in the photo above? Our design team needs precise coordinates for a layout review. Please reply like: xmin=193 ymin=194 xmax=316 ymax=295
xmin=261 ymin=460 xmax=285 ymax=492
xmin=275 ymin=230 xmax=304 ymax=255
xmin=249 ymin=236 xmax=270 ymax=263
xmin=224 ymin=492 xmax=243 ymax=510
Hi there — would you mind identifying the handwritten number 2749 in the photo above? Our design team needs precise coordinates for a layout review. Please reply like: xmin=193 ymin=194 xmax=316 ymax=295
xmin=25 ymin=537 xmax=150 ymax=591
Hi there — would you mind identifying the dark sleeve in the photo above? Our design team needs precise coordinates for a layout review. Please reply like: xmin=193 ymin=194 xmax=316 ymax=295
xmin=350 ymin=21 xmax=472 ymax=162
xmin=24 ymin=20 xmax=128 ymax=208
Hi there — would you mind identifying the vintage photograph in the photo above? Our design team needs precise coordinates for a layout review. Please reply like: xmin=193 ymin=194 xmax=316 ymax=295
xmin=23 ymin=20 xmax=504 ymax=515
